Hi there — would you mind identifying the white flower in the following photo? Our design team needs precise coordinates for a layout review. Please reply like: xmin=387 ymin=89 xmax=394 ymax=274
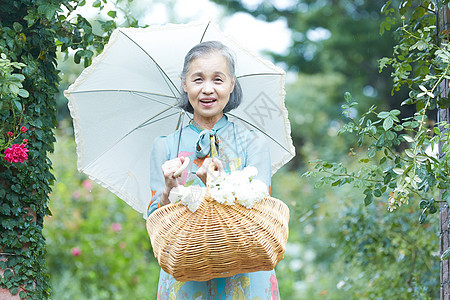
xmin=183 ymin=186 xmax=206 ymax=212
xmin=210 ymin=181 xmax=235 ymax=205
xmin=242 ymin=166 xmax=258 ymax=179
xmin=235 ymin=179 xmax=268 ymax=209
xmin=168 ymin=185 xmax=190 ymax=203
xmin=177 ymin=166 xmax=267 ymax=211
xmin=169 ymin=185 xmax=205 ymax=212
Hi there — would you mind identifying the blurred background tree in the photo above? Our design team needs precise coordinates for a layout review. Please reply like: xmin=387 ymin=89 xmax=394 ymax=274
xmin=40 ymin=0 xmax=441 ymax=299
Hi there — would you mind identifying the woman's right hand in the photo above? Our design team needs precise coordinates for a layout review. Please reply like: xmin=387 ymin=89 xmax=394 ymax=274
xmin=160 ymin=157 xmax=187 ymax=206
xmin=196 ymin=157 xmax=224 ymax=185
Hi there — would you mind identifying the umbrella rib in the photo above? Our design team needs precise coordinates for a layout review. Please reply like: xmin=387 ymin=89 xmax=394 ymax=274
xmin=68 ymin=89 xmax=178 ymax=99
xmin=199 ymin=21 xmax=211 ymax=43
xmin=132 ymin=92 xmax=179 ymax=108
xmin=118 ymin=29 xmax=181 ymax=98
xmin=137 ymin=110 xmax=181 ymax=129
xmin=237 ymin=73 xmax=284 ymax=79
xmin=226 ymin=112 xmax=294 ymax=156
xmin=81 ymin=106 xmax=180 ymax=171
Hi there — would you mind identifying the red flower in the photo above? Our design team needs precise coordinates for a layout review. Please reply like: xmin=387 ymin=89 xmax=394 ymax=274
xmin=7 ymin=132 xmax=13 ymax=137
xmin=71 ymin=247 xmax=81 ymax=256
xmin=4 ymin=143 xmax=29 ymax=163
xmin=20 ymin=126 xmax=27 ymax=133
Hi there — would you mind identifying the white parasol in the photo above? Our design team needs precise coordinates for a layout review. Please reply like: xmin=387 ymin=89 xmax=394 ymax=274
xmin=64 ymin=21 xmax=295 ymax=218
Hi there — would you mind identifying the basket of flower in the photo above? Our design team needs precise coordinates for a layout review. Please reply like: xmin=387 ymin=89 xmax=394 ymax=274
xmin=146 ymin=166 xmax=289 ymax=282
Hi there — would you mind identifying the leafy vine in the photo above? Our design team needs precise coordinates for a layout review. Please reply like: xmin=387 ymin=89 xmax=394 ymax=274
xmin=304 ymin=0 xmax=450 ymax=257
xmin=0 ymin=0 xmax=131 ymax=298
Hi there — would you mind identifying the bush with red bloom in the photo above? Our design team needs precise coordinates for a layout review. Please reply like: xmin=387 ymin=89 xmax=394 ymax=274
xmin=20 ymin=126 xmax=27 ymax=133
xmin=7 ymin=132 xmax=13 ymax=137
xmin=4 ymin=142 xmax=28 ymax=163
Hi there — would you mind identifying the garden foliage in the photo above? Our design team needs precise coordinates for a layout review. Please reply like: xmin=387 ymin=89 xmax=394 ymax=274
xmin=0 ymin=0 xmax=131 ymax=297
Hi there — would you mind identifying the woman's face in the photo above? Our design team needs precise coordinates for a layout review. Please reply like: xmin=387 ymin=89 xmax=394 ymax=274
xmin=182 ymin=51 xmax=236 ymax=125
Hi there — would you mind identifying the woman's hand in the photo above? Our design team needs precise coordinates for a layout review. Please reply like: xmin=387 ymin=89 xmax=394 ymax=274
xmin=196 ymin=157 xmax=224 ymax=185
xmin=160 ymin=157 xmax=187 ymax=206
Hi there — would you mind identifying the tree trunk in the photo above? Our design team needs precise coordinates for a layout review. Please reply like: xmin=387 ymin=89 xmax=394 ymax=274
xmin=438 ymin=6 xmax=450 ymax=300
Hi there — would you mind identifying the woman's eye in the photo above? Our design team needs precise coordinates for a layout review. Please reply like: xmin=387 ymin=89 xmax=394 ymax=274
xmin=194 ymin=78 xmax=203 ymax=82
xmin=214 ymin=78 xmax=223 ymax=82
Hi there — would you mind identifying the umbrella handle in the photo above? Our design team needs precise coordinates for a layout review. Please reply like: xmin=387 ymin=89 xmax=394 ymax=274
xmin=173 ymin=157 xmax=190 ymax=178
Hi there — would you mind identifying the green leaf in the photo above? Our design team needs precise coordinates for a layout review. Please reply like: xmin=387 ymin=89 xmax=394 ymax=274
xmin=367 ymin=147 xmax=376 ymax=158
xmin=373 ymin=189 xmax=382 ymax=197
xmin=393 ymin=168 xmax=404 ymax=175
xmin=107 ymin=10 xmax=117 ymax=18
xmin=9 ymin=84 xmax=20 ymax=95
xmin=364 ymin=193 xmax=373 ymax=206
xmin=378 ymin=111 xmax=390 ymax=119
xmin=404 ymin=149 xmax=414 ymax=158
xmin=402 ymin=135 xmax=414 ymax=143
xmin=419 ymin=212 xmax=427 ymax=224
xmin=429 ymin=205 xmax=437 ymax=214
xmin=390 ymin=109 xmax=401 ymax=116
xmin=18 ymin=89 xmax=29 ymax=98
xmin=74 ymin=51 xmax=81 ymax=64
xmin=344 ymin=92 xmax=352 ymax=103
xmin=93 ymin=0 xmax=101 ymax=7
xmin=442 ymin=248 xmax=450 ymax=261
xmin=332 ymin=179 xmax=342 ymax=186
xmin=37 ymin=3 xmax=63 ymax=20
xmin=419 ymin=200 xmax=428 ymax=209
xmin=383 ymin=117 xmax=394 ymax=131
xmin=13 ymin=22 xmax=23 ymax=32
xmin=13 ymin=99 xmax=22 ymax=111
xmin=10 ymin=286 xmax=18 ymax=295
xmin=434 ymin=127 xmax=440 ymax=135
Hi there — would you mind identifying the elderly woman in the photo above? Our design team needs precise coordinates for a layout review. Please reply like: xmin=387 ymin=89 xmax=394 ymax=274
xmin=147 ymin=41 xmax=280 ymax=299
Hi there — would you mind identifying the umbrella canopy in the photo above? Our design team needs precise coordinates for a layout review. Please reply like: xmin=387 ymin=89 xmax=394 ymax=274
xmin=64 ymin=21 xmax=295 ymax=217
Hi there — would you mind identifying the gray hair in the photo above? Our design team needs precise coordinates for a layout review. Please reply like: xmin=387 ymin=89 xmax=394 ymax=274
xmin=179 ymin=41 xmax=242 ymax=113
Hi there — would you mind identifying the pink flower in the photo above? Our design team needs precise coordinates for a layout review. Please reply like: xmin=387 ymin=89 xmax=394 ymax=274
xmin=82 ymin=179 xmax=93 ymax=191
xmin=71 ymin=247 xmax=81 ymax=256
xmin=7 ymin=132 xmax=13 ymax=137
xmin=111 ymin=223 xmax=122 ymax=232
xmin=23 ymin=139 xmax=28 ymax=144
xmin=72 ymin=190 xmax=81 ymax=199
xmin=4 ymin=143 xmax=28 ymax=163
xmin=20 ymin=126 xmax=27 ymax=133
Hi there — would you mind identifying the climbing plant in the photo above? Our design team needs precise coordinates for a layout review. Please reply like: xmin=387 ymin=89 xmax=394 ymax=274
xmin=0 ymin=0 xmax=136 ymax=297
xmin=305 ymin=0 xmax=450 ymax=253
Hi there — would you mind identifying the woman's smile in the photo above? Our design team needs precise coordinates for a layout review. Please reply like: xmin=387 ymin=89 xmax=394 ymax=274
xmin=200 ymin=97 xmax=217 ymax=106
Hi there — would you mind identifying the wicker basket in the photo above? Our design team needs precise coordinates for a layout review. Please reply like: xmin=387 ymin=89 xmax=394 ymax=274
xmin=146 ymin=193 xmax=289 ymax=282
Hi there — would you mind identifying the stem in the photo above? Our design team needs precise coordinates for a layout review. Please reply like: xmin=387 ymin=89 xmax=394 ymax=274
xmin=320 ymin=169 xmax=382 ymax=183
